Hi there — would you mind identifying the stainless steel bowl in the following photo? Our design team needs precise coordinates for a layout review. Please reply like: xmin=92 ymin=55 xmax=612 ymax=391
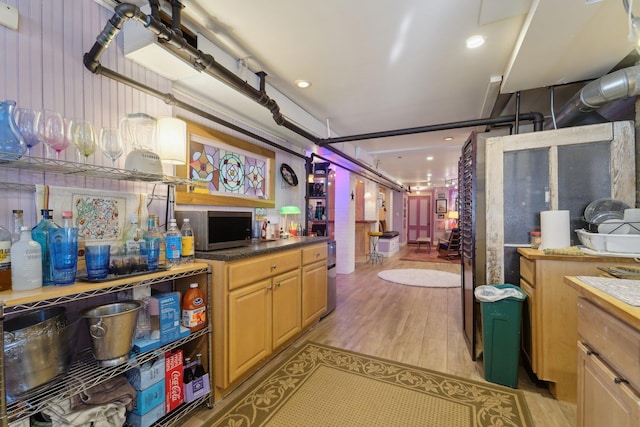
xmin=4 ymin=307 xmax=71 ymax=398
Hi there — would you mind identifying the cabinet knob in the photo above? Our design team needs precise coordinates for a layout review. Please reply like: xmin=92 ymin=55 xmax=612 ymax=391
xmin=271 ymin=264 xmax=277 ymax=270
xmin=266 ymin=284 xmax=273 ymax=291
xmin=275 ymin=282 xmax=281 ymax=288
xmin=614 ymin=377 xmax=629 ymax=385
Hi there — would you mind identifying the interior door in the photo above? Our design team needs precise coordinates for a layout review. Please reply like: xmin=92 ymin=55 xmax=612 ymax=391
xmin=407 ymin=195 xmax=432 ymax=242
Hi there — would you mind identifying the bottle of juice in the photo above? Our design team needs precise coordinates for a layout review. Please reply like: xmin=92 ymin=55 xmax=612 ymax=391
xmin=182 ymin=283 xmax=206 ymax=332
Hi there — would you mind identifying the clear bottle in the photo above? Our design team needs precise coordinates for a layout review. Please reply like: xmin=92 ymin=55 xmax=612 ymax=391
xmin=143 ymin=216 xmax=163 ymax=271
xmin=49 ymin=211 xmax=78 ymax=285
xmin=31 ymin=209 xmax=59 ymax=286
xmin=152 ymin=215 xmax=166 ymax=267
xmin=11 ymin=225 xmax=42 ymax=290
xmin=164 ymin=218 xmax=182 ymax=267
xmin=180 ymin=218 xmax=194 ymax=264
xmin=0 ymin=224 xmax=12 ymax=290
xmin=11 ymin=209 xmax=23 ymax=244
xmin=123 ymin=214 xmax=144 ymax=255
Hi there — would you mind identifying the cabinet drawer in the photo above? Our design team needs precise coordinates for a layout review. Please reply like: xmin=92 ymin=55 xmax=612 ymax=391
xmin=519 ymin=257 xmax=535 ymax=286
xmin=302 ymin=244 xmax=327 ymax=265
xmin=578 ymin=297 xmax=640 ymax=391
xmin=228 ymin=250 xmax=300 ymax=290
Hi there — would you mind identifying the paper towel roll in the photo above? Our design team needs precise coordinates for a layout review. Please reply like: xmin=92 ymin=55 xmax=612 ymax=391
xmin=540 ymin=210 xmax=570 ymax=250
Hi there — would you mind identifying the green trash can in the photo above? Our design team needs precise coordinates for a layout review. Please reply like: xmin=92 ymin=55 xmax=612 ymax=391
xmin=474 ymin=284 xmax=526 ymax=388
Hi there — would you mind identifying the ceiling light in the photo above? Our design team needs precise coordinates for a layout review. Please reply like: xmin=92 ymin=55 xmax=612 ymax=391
xmin=295 ymin=80 xmax=311 ymax=88
xmin=444 ymin=136 xmax=453 ymax=141
xmin=426 ymin=156 xmax=433 ymax=161
xmin=466 ymin=35 xmax=485 ymax=49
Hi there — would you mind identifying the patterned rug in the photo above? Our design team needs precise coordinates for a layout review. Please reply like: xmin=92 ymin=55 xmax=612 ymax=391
xmin=400 ymin=246 xmax=460 ymax=263
xmin=206 ymin=342 xmax=533 ymax=427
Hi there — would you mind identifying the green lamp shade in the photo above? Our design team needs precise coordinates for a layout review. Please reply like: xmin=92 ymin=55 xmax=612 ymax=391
xmin=280 ymin=206 xmax=301 ymax=215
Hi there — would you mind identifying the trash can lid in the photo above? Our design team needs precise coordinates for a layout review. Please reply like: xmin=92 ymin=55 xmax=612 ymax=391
xmin=474 ymin=285 xmax=526 ymax=302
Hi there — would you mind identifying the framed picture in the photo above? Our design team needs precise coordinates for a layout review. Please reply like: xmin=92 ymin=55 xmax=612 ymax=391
xmin=437 ymin=213 xmax=445 ymax=219
xmin=436 ymin=199 xmax=447 ymax=213
xmin=437 ymin=192 xmax=446 ymax=199
xmin=176 ymin=119 xmax=276 ymax=208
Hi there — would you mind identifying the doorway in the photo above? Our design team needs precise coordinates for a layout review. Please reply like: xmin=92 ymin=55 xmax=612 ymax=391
xmin=407 ymin=195 xmax=432 ymax=243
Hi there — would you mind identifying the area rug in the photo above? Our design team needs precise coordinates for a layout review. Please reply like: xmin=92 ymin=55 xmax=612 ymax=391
xmin=377 ymin=269 xmax=460 ymax=288
xmin=400 ymin=247 xmax=460 ymax=263
xmin=206 ymin=342 xmax=533 ymax=427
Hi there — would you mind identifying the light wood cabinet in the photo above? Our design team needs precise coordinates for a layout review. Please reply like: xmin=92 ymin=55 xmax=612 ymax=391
xmin=577 ymin=299 xmax=640 ymax=426
xmin=517 ymin=248 xmax=636 ymax=402
xmin=211 ymin=245 xmax=330 ymax=398
xmin=301 ymin=243 xmax=327 ymax=328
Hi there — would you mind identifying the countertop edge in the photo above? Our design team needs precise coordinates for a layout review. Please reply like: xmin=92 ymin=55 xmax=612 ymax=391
xmin=195 ymin=237 xmax=330 ymax=261
xmin=518 ymin=247 xmax=636 ymax=262
xmin=565 ymin=275 xmax=640 ymax=330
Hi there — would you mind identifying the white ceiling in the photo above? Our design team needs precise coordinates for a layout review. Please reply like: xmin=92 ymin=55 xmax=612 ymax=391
xmin=121 ymin=0 xmax=639 ymax=190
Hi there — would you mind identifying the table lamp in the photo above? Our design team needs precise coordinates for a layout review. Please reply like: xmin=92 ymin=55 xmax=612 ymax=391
xmin=447 ymin=210 xmax=459 ymax=228
xmin=280 ymin=205 xmax=301 ymax=237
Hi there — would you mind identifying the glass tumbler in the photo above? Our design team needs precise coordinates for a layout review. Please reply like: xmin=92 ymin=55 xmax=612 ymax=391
xmin=49 ymin=228 xmax=78 ymax=285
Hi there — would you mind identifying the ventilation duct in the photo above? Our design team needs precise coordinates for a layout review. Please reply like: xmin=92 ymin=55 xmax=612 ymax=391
xmin=547 ymin=64 xmax=640 ymax=129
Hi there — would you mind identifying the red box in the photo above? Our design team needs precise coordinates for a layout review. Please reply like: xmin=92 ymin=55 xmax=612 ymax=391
xmin=164 ymin=350 xmax=184 ymax=413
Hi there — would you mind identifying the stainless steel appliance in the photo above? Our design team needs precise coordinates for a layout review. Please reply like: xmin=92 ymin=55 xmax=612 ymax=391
xmin=323 ymin=240 xmax=337 ymax=317
xmin=174 ymin=211 xmax=252 ymax=251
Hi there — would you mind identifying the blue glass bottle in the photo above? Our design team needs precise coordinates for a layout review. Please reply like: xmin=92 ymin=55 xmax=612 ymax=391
xmin=32 ymin=209 xmax=59 ymax=286
xmin=0 ymin=100 xmax=27 ymax=162
xmin=49 ymin=211 xmax=78 ymax=285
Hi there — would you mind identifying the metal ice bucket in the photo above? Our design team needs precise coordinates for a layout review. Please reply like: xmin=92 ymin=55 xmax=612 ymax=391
xmin=3 ymin=307 xmax=71 ymax=398
xmin=81 ymin=300 xmax=141 ymax=367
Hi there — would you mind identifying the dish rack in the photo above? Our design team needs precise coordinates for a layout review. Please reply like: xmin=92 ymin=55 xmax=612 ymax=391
xmin=576 ymin=229 xmax=640 ymax=254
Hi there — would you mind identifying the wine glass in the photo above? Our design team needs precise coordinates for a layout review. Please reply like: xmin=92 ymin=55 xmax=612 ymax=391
xmin=14 ymin=108 xmax=41 ymax=158
xmin=99 ymin=128 xmax=123 ymax=167
xmin=71 ymin=121 xmax=97 ymax=164
xmin=40 ymin=111 xmax=67 ymax=160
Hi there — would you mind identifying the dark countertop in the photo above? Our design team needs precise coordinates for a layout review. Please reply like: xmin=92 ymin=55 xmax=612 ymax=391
xmin=195 ymin=236 xmax=330 ymax=261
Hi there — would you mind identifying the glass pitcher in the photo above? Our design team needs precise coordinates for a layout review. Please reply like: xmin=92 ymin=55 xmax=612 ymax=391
xmin=0 ymin=100 xmax=27 ymax=161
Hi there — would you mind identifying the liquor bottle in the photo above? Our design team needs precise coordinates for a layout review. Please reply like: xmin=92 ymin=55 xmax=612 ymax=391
xmin=0 ymin=224 xmax=12 ymax=290
xmin=164 ymin=218 xmax=182 ymax=267
xmin=11 ymin=225 xmax=42 ymax=290
xmin=152 ymin=215 xmax=166 ymax=267
xmin=183 ymin=357 xmax=193 ymax=385
xmin=31 ymin=209 xmax=59 ymax=286
xmin=180 ymin=218 xmax=194 ymax=263
xmin=143 ymin=216 xmax=162 ymax=271
xmin=193 ymin=353 xmax=206 ymax=378
xmin=11 ymin=209 xmax=23 ymax=244
xmin=123 ymin=214 xmax=144 ymax=255
xmin=49 ymin=211 xmax=78 ymax=285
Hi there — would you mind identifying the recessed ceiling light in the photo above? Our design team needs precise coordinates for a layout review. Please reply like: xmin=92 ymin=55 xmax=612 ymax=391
xmin=427 ymin=173 xmax=432 ymax=177
xmin=426 ymin=156 xmax=433 ymax=161
xmin=295 ymin=80 xmax=311 ymax=88
xmin=466 ymin=35 xmax=485 ymax=49
xmin=444 ymin=136 xmax=453 ymax=141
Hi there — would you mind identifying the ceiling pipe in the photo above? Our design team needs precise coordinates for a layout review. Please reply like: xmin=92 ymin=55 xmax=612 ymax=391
xmin=319 ymin=113 xmax=544 ymax=145
xmin=545 ymin=63 xmax=640 ymax=129
xmin=85 ymin=3 xmax=544 ymax=192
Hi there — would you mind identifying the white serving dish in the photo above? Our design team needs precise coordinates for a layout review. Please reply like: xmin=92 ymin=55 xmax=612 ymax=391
xmin=576 ymin=229 xmax=640 ymax=254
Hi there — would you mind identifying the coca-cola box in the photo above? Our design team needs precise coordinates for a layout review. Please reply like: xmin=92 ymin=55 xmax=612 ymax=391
xmin=165 ymin=349 xmax=184 ymax=413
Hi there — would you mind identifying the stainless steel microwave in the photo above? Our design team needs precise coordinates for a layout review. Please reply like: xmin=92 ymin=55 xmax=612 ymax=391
xmin=174 ymin=210 xmax=252 ymax=251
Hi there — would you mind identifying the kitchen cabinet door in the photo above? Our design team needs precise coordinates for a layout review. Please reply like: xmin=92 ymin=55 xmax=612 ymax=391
xmin=272 ymin=269 xmax=301 ymax=349
xmin=577 ymin=342 xmax=640 ymax=427
xmin=228 ymin=279 xmax=272 ymax=384
xmin=301 ymin=261 xmax=328 ymax=328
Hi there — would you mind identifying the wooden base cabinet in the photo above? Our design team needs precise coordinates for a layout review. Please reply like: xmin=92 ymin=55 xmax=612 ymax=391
xmin=577 ymin=298 xmax=640 ymax=426
xmin=211 ymin=244 xmax=329 ymax=399
xmin=518 ymin=249 xmax=637 ymax=402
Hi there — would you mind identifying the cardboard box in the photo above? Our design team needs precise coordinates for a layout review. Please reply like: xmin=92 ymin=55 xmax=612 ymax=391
xmin=130 ymin=379 xmax=165 ymax=415
xmin=165 ymin=350 xmax=184 ymax=413
xmin=126 ymin=402 xmax=165 ymax=427
xmin=185 ymin=373 xmax=211 ymax=403
xmin=151 ymin=292 xmax=181 ymax=344
xmin=127 ymin=357 xmax=165 ymax=390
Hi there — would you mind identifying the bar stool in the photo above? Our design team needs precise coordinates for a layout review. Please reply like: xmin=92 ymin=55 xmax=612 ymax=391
xmin=367 ymin=231 xmax=383 ymax=264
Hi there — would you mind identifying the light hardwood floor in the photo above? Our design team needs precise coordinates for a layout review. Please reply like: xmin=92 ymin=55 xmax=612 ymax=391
xmin=184 ymin=245 xmax=577 ymax=426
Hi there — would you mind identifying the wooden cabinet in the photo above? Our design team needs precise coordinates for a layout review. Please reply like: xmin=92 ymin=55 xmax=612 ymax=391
xmin=211 ymin=248 xmax=306 ymax=396
xmin=577 ymin=298 xmax=640 ymax=426
xmin=518 ymin=248 xmax=637 ymax=402
xmin=301 ymin=243 xmax=327 ymax=329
